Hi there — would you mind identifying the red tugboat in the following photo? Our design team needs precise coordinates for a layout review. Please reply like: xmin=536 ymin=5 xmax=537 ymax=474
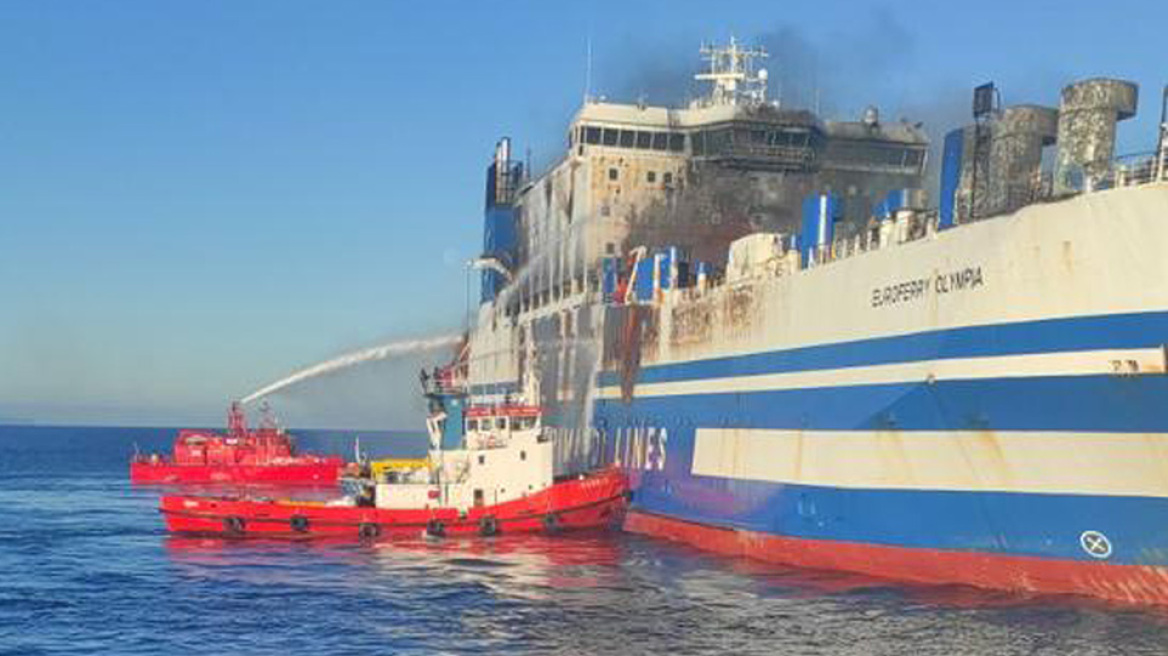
xmin=132 ymin=402 xmax=344 ymax=485
xmin=159 ymin=377 xmax=628 ymax=538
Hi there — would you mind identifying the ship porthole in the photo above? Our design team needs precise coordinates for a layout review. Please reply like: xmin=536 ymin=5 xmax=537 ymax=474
xmin=290 ymin=515 xmax=310 ymax=533
xmin=224 ymin=516 xmax=246 ymax=536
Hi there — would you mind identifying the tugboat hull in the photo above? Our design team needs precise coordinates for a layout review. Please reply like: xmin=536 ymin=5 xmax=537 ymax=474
xmin=159 ymin=468 xmax=627 ymax=539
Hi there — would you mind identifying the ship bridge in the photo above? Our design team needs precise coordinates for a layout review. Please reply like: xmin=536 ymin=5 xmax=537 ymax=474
xmin=477 ymin=38 xmax=930 ymax=323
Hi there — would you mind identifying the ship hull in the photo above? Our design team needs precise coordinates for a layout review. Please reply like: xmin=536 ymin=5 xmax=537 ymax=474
xmin=159 ymin=468 xmax=627 ymax=539
xmin=578 ymin=184 xmax=1168 ymax=604
xmin=625 ymin=510 xmax=1168 ymax=605
xmin=131 ymin=459 xmax=343 ymax=485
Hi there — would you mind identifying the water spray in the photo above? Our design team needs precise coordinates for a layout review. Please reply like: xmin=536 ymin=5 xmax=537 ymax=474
xmin=241 ymin=334 xmax=461 ymax=405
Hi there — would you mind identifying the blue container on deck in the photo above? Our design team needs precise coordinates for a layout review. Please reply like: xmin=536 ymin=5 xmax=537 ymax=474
xmin=601 ymin=257 xmax=620 ymax=303
xmin=656 ymin=249 xmax=672 ymax=291
xmin=800 ymin=193 xmax=841 ymax=267
xmin=874 ymin=188 xmax=927 ymax=224
xmin=633 ymin=257 xmax=655 ymax=302
xmin=938 ymin=128 xmax=965 ymax=230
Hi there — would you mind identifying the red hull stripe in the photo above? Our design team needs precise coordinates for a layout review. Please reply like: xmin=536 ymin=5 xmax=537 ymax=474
xmin=131 ymin=462 xmax=341 ymax=485
xmin=161 ymin=497 xmax=625 ymax=539
xmin=624 ymin=510 xmax=1168 ymax=606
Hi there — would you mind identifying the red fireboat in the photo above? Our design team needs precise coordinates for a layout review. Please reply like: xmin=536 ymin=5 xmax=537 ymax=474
xmin=131 ymin=402 xmax=344 ymax=485
xmin=159 ymin=370 xmax=628 ymax=539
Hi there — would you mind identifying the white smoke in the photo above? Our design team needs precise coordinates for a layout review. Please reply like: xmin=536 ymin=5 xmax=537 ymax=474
xmin=240 ymin=334 xmax=460 ymax=405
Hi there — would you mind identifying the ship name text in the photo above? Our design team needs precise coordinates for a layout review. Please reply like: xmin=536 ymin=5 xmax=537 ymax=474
xmin=871 ymin=266 xmax=985 ymax=308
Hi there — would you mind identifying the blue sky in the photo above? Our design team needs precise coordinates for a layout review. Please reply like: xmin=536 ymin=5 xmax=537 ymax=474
xmin=2 ymin=0 xmax=1165 ymax=428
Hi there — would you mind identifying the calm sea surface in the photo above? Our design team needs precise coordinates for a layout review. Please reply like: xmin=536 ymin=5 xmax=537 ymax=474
xmin=3 ymin=424 xmax=1168 ymax=655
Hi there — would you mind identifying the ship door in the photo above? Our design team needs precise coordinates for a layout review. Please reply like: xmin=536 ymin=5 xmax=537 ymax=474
xmin=474 ymin=489 xmax=484 ymax=508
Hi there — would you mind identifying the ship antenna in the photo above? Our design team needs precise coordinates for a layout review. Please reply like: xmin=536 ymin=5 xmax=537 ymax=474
xmin=584 ymin=33 xmax=593 ymax=103
xmin=694 ymin=35 xmax=769 ymax=108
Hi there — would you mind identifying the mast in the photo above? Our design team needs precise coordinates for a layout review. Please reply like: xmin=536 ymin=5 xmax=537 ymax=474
xmin=692 ymin=36 xmax=770 ymax=108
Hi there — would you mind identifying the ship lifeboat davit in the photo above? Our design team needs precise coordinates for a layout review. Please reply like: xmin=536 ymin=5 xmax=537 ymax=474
xmin=131 ymin=402 xmax=344 ymax=485
xmin=159 ymin=467 xmax=628 ymax=539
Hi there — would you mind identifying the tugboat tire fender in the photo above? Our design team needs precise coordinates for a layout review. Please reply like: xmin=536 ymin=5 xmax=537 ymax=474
xmin=224 ymin=516 xmax=246 ymax=536
xmin=426 ymin=519 xmax=446 ymax=538
xmin=479 ymin=516 xmax=499 ymax=537
xmin=542 ymin=513 xmax=560 ymax=533
xmin=358 ymin=522 xmax=381 ymax=540
xmin=290 ymin=515 xmax=310 ymax=533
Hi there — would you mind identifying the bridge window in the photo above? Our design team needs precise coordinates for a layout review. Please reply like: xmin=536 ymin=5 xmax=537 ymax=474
xmin=619 ymin=130 xmax=635 ymax=148
xmin=692 ymin=132 xmax=706 ymax=155
xmin=602 ymin=128 xmax=619 ymax=146
xmin=584 ymin=126 xmax=601 ymax=144
xmin=652 ymin=132 xmax=668 ymax=151
xmin=636 ymin=131 xmax=652 ymax=149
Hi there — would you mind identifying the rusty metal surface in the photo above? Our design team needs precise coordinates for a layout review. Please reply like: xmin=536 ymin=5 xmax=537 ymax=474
xmin=1054 ymin=78 xmax=1139 ymax=194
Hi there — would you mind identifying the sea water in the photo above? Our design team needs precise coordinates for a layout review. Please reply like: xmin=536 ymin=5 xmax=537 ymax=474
xmin=2 ymin=425 xmax=1167 ymax=656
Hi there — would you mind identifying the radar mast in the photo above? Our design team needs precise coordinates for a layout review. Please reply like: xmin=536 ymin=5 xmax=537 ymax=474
xmin=693 ymin=36 xmax=769 ymax=108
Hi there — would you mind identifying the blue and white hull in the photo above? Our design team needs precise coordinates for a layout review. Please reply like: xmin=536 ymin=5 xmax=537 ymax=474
xmin=587 ymin=183 xmax=1168 ymax=604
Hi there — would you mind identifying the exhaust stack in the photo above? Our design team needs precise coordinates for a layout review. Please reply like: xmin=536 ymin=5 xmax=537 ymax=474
xmin=987 ymin=105 xmax=1058 ymax=214
xmin=1053 ymin=78 xmax=1138 ymax=194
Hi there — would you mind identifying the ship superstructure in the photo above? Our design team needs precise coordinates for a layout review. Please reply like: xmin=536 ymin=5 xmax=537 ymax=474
xmin=470 ymin=40 xmax=929 ymax=472
xmin=462 ymin=39 xmax=1168 ymax=604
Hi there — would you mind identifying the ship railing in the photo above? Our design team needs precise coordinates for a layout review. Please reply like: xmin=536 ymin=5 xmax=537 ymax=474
xmin=1086 ymin=151 xmax=1166 ymax=192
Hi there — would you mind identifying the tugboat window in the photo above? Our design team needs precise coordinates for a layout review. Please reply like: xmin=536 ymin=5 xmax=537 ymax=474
xmin=608 ymin=167 xmax=619 ymax=181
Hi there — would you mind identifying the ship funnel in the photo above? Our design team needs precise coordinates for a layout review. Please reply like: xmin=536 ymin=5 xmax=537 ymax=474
xmin=987 ymin=105 xmax=1058 ymax=214
xmin=1053 ymin=78 xmax=1138 ymax=194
